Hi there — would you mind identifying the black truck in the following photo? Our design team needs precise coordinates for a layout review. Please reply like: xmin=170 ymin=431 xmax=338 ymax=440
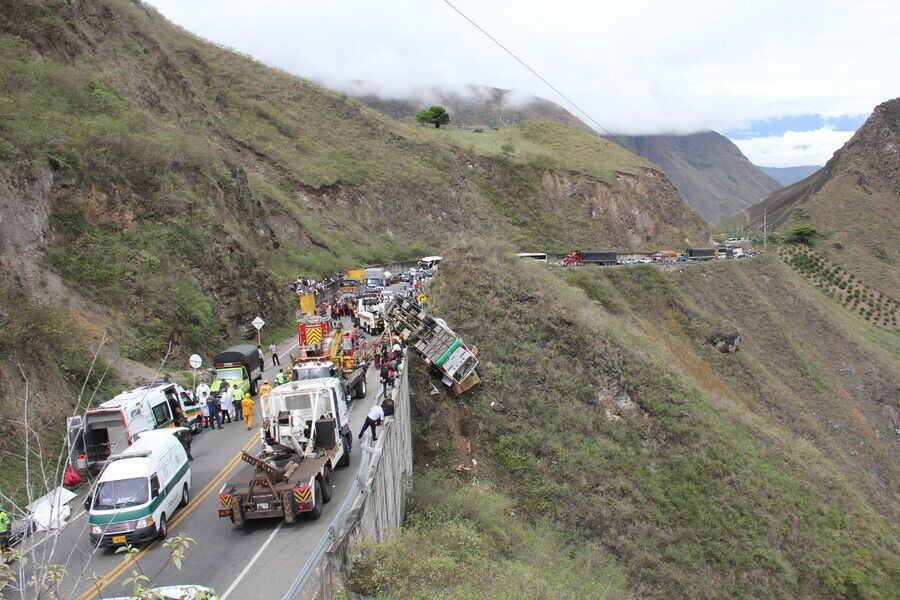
xmin=580 ymin=251 xmax=618 ymax=265
xmin=686 ymin=248 xmax=716 ymax=261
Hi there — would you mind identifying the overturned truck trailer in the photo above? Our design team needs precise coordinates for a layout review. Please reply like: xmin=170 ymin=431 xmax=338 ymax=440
xmin=382 ymin=295 xmax=480 ymax=395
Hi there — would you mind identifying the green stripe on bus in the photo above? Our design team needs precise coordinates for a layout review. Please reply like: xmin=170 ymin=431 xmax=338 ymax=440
xmin=435 ymin=339 xmax=462 ymax=367
xmin=88 ymin=462 xmax=189 ymax=525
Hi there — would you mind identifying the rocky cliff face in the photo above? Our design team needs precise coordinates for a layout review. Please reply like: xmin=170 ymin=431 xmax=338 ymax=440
xmin=746 ymin=98 xmax=899 ymax=295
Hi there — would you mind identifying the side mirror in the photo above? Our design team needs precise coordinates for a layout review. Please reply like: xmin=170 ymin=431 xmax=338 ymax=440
xmin=150 ymin=476 xmax=160 ymax=498
xmin=84 ymin=494 xmax=93 ymax=510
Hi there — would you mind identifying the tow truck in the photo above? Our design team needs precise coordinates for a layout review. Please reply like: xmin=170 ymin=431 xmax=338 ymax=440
xmin=382 ymin=295 xmax=480 ymax=395
xmin=217 ymin=377 xmax=352 ymax=526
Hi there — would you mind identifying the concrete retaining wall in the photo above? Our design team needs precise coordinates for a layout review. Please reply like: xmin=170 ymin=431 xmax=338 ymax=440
xmin=299 ymin=358 xmax=413 ymax=599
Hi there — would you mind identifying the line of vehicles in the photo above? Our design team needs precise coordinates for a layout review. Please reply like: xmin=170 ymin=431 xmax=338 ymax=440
xmin=517 ymin=246 xmax=750 ymax=266
xmin=70 ymin=256 xmax=480 ymax=548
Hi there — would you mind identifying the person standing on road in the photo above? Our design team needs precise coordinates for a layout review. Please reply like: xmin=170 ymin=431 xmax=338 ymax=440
xmin=257 ymin=345 xmax=265 ymax=367
xmin=196 ymin=380 xmax=210 ymax=404
xmin=269 ymin=342 xmax=280 ymax=367
xmin=232 ymin=384 xmax=244 ymax=422
xmin=379 ymin=363 xmax=391 ymax=398
xmin=241 ymin=393 xmax=254 ymax=430
xmin=258 ymin=379 xmax=273 ymax=416
xmin=275 ymin=368 xmax=286 ymax=385
xmin=219 ymin=390 xmax=232 ymax=424
xmin=358 ymin=404 xmax=385 ymax=442
xmin=206 ymin=395 xmax=221 ymax=430
xmin=0 ymin=507 xmax=10 ymax=551
xmin=200 ymin=396 xmax=210 ymax=428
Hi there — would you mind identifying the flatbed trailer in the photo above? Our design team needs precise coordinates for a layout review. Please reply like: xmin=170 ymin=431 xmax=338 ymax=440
xmin=219 ymin=449 xmax=336 ymax=525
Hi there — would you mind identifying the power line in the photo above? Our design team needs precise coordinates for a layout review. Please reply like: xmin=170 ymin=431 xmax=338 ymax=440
xmin=439 ymin=0 xmax=626 ymax=146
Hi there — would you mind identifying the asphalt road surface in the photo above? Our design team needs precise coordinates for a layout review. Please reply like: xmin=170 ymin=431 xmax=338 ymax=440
xmin=17 ymin=326 xmax=384 ymax=600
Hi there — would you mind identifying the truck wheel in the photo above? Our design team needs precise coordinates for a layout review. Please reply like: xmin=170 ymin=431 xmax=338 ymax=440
xmin=355 ymin=378 xmax=367 ymax=399
xmin=250 ymin=380 xmax=258 ymax=396
xmin=320 ymin=467 xmax=333 ymax=503
xmin=308 ymin=482 xmax=323 ymax=520
xmin=157 ymin=513 xmax=168 ymax=539
xmin=337 ymin=434 xmax=351 ymax=467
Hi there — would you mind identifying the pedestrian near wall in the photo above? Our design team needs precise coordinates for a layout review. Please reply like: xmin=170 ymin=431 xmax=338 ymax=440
xmin=358 ymin=404 xmax=385 ymax=442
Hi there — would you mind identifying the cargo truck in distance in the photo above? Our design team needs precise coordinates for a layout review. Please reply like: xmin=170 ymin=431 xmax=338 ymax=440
xmin=382 ymin=295 xmax=480 ymax=395
xmin=211 ymin=344 xmax=264 ymax=397
xmin=683 ymin=248 xmax=716 ymax=261
xmin=217 ymin=377 xmax=352 ymax=526
xmin=562 ymin=251 xmax=617 ymax=266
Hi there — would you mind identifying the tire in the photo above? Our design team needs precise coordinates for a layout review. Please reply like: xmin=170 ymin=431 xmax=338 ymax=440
xmin=250 ymin=379 xmax=258 ymax=396
xmin=320 ymin=467 xmax=333 ymax=504
xmin=157 ymin=513 xmax=168 ymax=539
xmin=308 ymin=481 xmax=323 ymax=520
xmin=355 ymin=378 xmax=367 ymax=399
xmin=337 ymin=434 xmax=351 ymax=467
xmin=179 ymin=484 xmax=189 ymax=508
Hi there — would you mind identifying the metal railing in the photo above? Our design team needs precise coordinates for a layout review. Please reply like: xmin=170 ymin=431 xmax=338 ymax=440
xmin=281 ymin=360 xmax=406 ymax=600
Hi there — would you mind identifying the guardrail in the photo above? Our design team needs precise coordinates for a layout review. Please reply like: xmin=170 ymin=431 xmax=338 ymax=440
xmin=282 ymin=357 xmax=411 ymax=600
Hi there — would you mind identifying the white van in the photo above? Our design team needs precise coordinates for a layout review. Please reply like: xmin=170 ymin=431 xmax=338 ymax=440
xmin=417 ymin=256 xmax=442 ymax=270
xmin=87 ymin=430 xmax=191 ymax=547
xmin=67 ymin=382 xmax=201 ymax=474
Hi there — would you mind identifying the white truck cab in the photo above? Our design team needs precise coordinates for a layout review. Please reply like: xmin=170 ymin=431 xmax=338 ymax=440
xmin=87 ymin=430 xmax=191 ymax=547
xmin=260 ymin=378 xmax=351 ymax=459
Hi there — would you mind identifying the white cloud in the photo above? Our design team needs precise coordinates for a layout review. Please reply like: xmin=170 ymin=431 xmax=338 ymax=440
xmin=145 ymin=0 xmax=899 ymax=156
xmin=732 ymin=128 xmax=854 ymax=167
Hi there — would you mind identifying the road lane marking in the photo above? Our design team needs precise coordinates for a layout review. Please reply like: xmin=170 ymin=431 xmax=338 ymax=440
xmin=75 ymin=434 xmax=258 ymax=600
xmin=220 ymin=522 xmax=283 ymax=599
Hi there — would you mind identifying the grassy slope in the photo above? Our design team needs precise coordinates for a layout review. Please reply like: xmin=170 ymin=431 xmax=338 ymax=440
xmin=743 ymin=98 xmax=899 ymax=297
xmin=619 ymin=132 xmax=782 ymax=223
xmin=393 ymin=241 xmax=898 ymax=599
xmin=0 ymin=0 xmax=705 ymax=362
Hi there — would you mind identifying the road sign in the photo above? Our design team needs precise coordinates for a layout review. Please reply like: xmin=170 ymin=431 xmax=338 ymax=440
xmin=252 ymin=316 xmax=266 ymax=330
xmin=189 ymin=354 xmax=202 ymax=369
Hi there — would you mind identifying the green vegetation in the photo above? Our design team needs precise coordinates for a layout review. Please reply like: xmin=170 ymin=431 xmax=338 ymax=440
xmin=415 ymin=105 xmax=450 ymax=128
xmin=786 ymin=223 xmax=818 ymax=245
xmin=349 ymin=475 xmax=627 ymax=599
xmin=401 ymin=240 xmax=899 ymax=598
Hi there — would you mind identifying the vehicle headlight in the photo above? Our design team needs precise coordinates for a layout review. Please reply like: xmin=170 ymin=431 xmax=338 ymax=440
xmin=136 ymin=516 xmax=154 ymax=529
xmin=89 ymin=523 xmax=102 ymax=536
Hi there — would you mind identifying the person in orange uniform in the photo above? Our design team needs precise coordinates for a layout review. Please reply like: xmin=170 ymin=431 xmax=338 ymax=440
xmin=241 ymin=393 xmax=254 ymax=430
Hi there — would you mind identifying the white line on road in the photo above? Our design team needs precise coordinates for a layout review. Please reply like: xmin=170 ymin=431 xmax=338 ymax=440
xmin=220 ymin=522 xmax=283 ymax=599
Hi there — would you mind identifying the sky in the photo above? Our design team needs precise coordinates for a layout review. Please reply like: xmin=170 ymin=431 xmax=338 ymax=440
xmin=146 ymin=0 xmax=900 ymax=167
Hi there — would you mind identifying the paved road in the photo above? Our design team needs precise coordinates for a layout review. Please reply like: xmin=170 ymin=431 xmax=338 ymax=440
xmin=17 ymin=325 xmax=385 ymax=600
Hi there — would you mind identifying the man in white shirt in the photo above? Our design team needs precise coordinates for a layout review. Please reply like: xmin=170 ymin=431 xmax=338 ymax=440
xmin=358 ymin=404 xmax=385 ymax=442
xmin=196 ymin=381 xmax=210 ymax=403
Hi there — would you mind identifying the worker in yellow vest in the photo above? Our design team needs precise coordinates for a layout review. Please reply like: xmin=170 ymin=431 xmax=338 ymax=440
xmin=0 ymin=507 xmax=10 ymax=551
xmin=241 ymin=393 xmax=254 ymax=430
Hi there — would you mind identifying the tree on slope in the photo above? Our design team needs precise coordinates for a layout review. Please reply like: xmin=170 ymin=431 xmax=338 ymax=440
xmin=416 ymin=105 xmax=450 ymax=128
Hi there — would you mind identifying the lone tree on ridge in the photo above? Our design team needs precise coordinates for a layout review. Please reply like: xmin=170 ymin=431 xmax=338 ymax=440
xmin=416 ymin=105 xmax=450 ymax=128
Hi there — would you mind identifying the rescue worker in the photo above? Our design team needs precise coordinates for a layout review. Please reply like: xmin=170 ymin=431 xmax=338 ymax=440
xmin=275 ymin=368 xmax=286 ymax=385
xmin=231 ymin=383 xmax=244 ymax=421
xmin=379 ymin=363 xmax=391 ymax=397
xmin=219 ymin=390 xmax=232 ymax=424
xmin=0 ymin=507 xmax=10 ymax=551
xmin=258 ymin=378 xmax=273 ymax=417
xmin=358 ymin=403 xmax=385 ymax=442
xmin=241 ymin=393 xmax=254 ymax=430
xmin=200 ymin=395 xmax=211 ymax=428
xmin=196 ymin=380 xmax=210 ymax=403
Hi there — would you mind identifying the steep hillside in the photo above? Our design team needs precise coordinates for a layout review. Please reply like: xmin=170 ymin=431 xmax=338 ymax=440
xmin=341 ymin=81 xmax=591 ymax=131
xmin=744 ymin=98 xmax=899 ymax=296
xmin=758 ymin=164 xmax=821 ymax=186
xmin=619 ymin=131 xmax=782 ymax=223
xmin=0 ymin=0 xmax=704 ymax=495
xmin=372 ymin=241 xmax=898 ymax=599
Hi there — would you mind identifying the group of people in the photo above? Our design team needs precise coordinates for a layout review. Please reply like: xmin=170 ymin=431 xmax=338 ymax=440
xmin=195 ymin=380 xmax=256 ymax=431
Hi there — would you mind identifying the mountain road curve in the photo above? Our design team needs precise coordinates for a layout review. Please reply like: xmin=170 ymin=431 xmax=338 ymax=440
xmin=14 ymin=324 xmax=384 ymax=600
